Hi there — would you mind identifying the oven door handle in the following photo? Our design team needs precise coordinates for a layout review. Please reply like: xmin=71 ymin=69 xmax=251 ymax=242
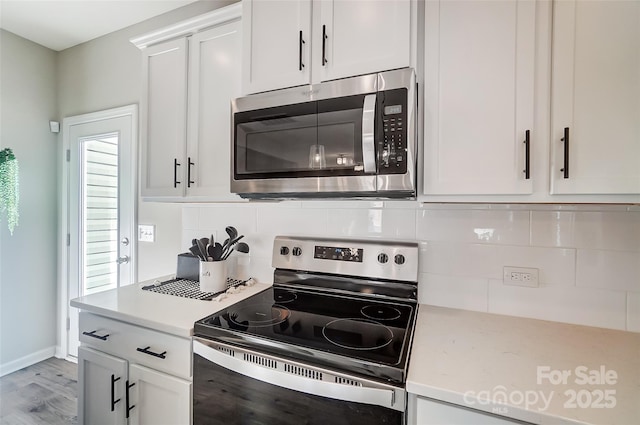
xmin=193 ymin=338 xmax=402 ymax=411
xmin=362 ymin=93 xmax=377 ymax=174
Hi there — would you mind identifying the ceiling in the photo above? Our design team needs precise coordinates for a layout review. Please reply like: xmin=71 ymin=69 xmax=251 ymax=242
xmin=0 ymin=0 xmax=199 ymax=51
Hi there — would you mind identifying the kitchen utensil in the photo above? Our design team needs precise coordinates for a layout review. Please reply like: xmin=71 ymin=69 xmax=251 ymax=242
xmin=234 ymin=242 xmax=250 ymax=254
xmin=189 ymin=245 xmax=204 ymax=260
xmin=196 ymin=239 xmax=208 ymax=261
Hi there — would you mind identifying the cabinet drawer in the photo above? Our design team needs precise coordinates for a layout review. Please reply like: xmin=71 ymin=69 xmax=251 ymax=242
xmin=79 ymin=312 xmax=191 ymax=380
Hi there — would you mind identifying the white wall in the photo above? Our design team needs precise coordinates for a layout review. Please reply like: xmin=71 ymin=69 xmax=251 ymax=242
xmin=0 ymin=30 xmax=59 ymax=373
xmin=182 ymin=202 xmax=640 ymax=332
xmin=56 ymin=0 xmax=235 ymax=281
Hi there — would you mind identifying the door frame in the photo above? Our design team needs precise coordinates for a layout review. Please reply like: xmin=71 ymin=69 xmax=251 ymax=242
xmin=57 ymin=104 xmax=138 ymax=360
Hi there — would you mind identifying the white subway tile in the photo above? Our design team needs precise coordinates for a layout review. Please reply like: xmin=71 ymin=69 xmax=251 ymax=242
xmin=416 ymin=209 xmax=530 ymax=245
xmin=326 ymin=208 xmax=416 ymax=239
xmin=418 ymin=273 xmax=488 ymax=312
xmin=256 ymin=206 xmax=328 ymax=254
xmin=576 ymin=249 xmax=640 ymax=292
xmin=182 ymin=207 xmax=199 ymax=230
xmin=573 ymin=211 xmax=640 ymax=252
xmin=627 ymin=292 xmax=640 ymax=332
xmin=301 ymin=200 xmax=384 ymax=209
xmin=420 ymin=242 xmax=575 ymax=285
xmin=530 ymin=211 xmax=576 ymax=247
xmin=198 ymin=205 xmax=257 ymax=234
xmin=488 ymin=280 xmax=627 ymax=330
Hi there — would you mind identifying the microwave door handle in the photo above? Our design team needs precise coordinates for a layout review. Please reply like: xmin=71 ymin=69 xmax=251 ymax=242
xmin=362 ymin=94 xmax=377 ymax=173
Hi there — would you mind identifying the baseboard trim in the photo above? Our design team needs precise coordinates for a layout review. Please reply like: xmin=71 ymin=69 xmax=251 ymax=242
xmin=0 ymin=346 xmax=56 ymax=377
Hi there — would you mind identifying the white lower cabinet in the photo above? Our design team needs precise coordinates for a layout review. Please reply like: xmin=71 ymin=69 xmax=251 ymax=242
xmin=78 ymin=313 xmax=192 ymax=425
xmin=409 ymin=395 xmax=526 ymax=425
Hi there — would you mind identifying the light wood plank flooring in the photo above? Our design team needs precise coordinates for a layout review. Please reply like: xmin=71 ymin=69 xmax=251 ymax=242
xmin=0 ymin=358 xmax=77 ymax=425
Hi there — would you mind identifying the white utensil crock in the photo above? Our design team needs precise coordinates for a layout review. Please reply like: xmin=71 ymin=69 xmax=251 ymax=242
xmin=199 ymin=260 xmax=227 ymax=293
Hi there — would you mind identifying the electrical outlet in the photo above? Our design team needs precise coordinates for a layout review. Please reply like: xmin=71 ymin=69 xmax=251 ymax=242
xmin=138 ymin=224 xmax=155 ymax=242
xmin=503 ymin=266 xmax=539 ymax=287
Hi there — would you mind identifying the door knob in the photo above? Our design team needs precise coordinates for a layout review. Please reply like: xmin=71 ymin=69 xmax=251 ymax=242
xmin=117 ymin=255 xmax=130 ymax=264
xmin=121 ymin=237 xmax=130 ymax=246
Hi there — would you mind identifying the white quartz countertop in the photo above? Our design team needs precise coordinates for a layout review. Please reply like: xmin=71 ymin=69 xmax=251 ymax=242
xmin=407 ymin=306 xmax=640 ymax=425
xmin=70 ymin=276 xmax=271 ymax=338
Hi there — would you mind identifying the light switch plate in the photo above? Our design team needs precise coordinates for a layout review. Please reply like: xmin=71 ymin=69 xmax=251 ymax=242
xmin=138 ymin=224 xmax=155 ymax=242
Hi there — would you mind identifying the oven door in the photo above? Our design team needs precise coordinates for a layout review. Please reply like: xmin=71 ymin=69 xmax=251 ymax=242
xmin=193 ymin=338 xmax=406 ymax=425
xmin=231 ymin=74 xmax=380 ymax=197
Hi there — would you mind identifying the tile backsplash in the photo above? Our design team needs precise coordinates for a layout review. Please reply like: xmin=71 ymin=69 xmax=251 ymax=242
xmin=182 ymin=202 xmax=640 ymax=332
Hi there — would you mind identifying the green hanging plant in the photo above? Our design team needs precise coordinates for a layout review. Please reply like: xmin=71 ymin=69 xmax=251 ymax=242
xmin=0 ymin=148 xmax=19 ymax=234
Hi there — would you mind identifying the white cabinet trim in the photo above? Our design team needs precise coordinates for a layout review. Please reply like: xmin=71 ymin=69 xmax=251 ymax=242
xmin=130 ymin=3 xmax=242 ymax=50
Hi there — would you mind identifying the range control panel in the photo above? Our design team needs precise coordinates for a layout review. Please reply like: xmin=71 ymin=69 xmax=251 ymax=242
xmin=272 ymin=236 xmax=419 ymax=283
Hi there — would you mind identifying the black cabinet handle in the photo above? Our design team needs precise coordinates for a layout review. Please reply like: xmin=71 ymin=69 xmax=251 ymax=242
xmin=82 ymin=330 xmax=109 ymax=341
xmin=560 ymin=127 xmax=569 ymax=178
xmin=322 ymin=25 xmax=328 ymax=66
xmin=298 ymin=31 xmax=305 ymax=71
xmin=173 ymin=158 xmax=181 ymax=188
xmin=136 ymin=346 xmax=167 ymax=359
xmin=126 ymin=381 xmax=135 ymax=419
xmin=187 ymin=157 xmax=195 ymax=187
xmin=110 ymin=375 xmax=121 ymax=412
xmin=523 ymin=129 xmax=530 ymax=180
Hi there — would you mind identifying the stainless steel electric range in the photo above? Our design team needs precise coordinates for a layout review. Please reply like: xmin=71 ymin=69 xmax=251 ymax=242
xmin=193 ymin=236 xmax=419 ymax=425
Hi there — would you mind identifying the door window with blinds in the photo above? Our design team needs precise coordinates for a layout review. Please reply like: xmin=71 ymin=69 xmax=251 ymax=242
xmin=81 ymin=134 xmax=119 ymax=294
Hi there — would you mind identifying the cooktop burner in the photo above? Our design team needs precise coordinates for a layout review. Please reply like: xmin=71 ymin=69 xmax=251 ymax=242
xmin=227 ymin=304 xmax=291 ymax=328
xmin=322 ymin=318 xmax=394 ymax=351
xmin=361 ymin=305 xmax=402 ymax=321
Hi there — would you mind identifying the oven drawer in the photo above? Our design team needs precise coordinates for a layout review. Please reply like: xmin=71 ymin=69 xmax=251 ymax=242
xmin=79 ymin=312 xmax=191 ymax=379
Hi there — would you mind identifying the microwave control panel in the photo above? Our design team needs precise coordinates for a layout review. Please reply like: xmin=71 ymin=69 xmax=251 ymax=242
xmin=379 ymin=88 xmax=408 ymax=174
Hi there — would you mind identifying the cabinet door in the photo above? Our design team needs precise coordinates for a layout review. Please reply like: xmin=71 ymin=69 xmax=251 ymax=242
xmin=423 ymin=0 xmax=535 ymax=195
xmin=412 ymin=396 xmax=523 ymax=425
xmin=316 ymin=0 xmax=411 ymax=82
xmin=242 ymin=0 xmax=311 ymax=94
xmin=128 ymin=363 xmax=192 ymax=425
xmin=186 ymin=21 xmax=242 ymax=199
xmin=140 ymin=37 xmax=188 ymax=197
xmin=78 ymin=346 xmax=128 ymax=425
xmin=551 ymin=0 xmax=640 ymax=195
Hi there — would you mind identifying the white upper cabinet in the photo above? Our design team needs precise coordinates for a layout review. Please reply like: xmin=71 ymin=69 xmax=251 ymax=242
xmin=242 ymin=0 xmax=413 ymax=95
xmin=550 ymin=0 xmax=640 ymax=195
xmin=186 ymin=22 xmax=242 ymax=199
xmin=242 ymin=0 xmax=312 ymax=94
xmin=136 ymin=4 xmax=242 ymax=201
xmin=140 ymin=38 xmax=188 ymax=198
xmin=423 ymin=0 xmax=536 ymax=196
xmin=316 ymin=0 xmax=411 ymax=83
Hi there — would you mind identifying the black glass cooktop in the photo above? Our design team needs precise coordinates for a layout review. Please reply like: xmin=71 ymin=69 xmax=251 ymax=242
xmin=194 ymin=285 xmax=417 ymax=384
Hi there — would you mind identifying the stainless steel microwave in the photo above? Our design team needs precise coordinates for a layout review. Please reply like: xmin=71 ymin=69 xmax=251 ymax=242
xmin=231 ymin=68 xmax=417 ymax=199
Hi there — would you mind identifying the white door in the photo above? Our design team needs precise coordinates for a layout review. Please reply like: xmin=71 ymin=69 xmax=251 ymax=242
xmin=316 ymin=0 xmax=411 ymax=83
xmin=186 ymin=20 xmax=242 ymax=199
xmin=64 ymin=105 xmax=137 ymax=358
xmin=78 ymin=346 xmax=128 ymax=425
xmin=242 ymin=0 xmax=311 ymax=94
xmin=423 ymin=0 xmax=535 ymax=195
xmin=550 ymin=0 xmax=640 ymax=195
xmin=128 ymin=363 xmax=192 ymax=425
xmin=140 ymin=37 xmax=188 ymax=197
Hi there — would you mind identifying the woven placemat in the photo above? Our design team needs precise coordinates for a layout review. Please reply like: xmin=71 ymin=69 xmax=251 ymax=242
xmin=141 ymin=277 xmax=250 ymax=301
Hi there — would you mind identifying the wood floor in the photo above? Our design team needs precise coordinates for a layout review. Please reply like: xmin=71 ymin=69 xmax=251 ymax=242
xmin=0 ymin=358 xmax=77 ymax=425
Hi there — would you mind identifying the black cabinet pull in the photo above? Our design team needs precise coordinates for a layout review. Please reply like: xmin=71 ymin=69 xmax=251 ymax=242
xmin=523 ymin=129 xmax=530 ymax=179
xmin=322 ymin=24 xmax=328 ymax=66
xmin=298 ymin=31 xmax=305 ymax=71
xmin=136 ymin=346 xmax=167 ymax=359
xmin=126 ymin=381 xmax=135 ymax=419
xmin=173 ymin=158 xmax=181 ymax=188
xmin=187 ymin=157 xmax=195 ymax=188
xmin=82 ymin=330 xmax=109 ymax=341
xmin=110 ymin=374 xmax=121 ymax=412
xmin=560 ymin=127 xmax=569 ymax=178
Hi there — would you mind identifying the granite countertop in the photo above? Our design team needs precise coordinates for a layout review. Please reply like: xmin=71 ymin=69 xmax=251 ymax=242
xmin=70 ymin=276 xmax=271 ymax=338
xmin=407 ymin=306 xmax=640 ymax=425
